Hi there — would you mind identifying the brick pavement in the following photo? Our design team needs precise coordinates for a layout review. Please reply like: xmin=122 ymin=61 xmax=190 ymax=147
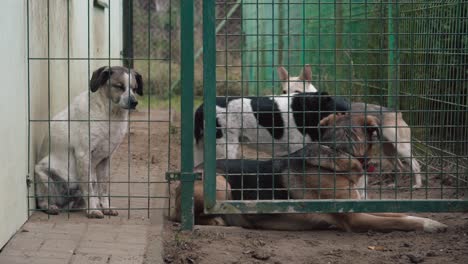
xmin=0 ymin=213 xmax=163 ymax=264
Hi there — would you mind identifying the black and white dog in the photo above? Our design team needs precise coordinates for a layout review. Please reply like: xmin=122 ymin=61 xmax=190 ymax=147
xmin=194 ymin=92 xmax=350 ymax=166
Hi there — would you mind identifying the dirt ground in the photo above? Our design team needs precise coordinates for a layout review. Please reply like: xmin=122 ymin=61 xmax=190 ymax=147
xmin=163 ymin=214 xmax=468 ymax=264
xmin=154 ymin=108 xmax=468 ymax=264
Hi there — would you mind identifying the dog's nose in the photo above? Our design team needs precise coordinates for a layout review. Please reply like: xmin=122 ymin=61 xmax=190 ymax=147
xmin=130 ymin=101 xmax=138 ymax=109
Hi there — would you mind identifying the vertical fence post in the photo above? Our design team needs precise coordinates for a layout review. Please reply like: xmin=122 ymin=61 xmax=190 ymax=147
xmin=203 ymin=0 xmax=216 ymax=210
xmin=180 ymin=0 xmax=195 ymax=230
xmin=387 ymin=0 xmax=399 ymax=109
xmin=122 ymin=0 xmax=133 ymax=68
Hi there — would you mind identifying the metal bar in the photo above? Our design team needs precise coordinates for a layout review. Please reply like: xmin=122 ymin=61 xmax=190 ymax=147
xmin=106 ymin=2 xmax=112 ymax=218
xmin=203 ymin=0 xmax=217 ymax=210
xmin=387 ymin=0 xmax=399 ymax=109
xmin=180 ymin=0 xmax=195 ymax=230
xmin=47 ymin=0 xmax=51 ymax=220
xmin=167 ymin=0 xmax=174 ymax=220
xmin=26 ymin=0 xmax=31 ymax=216
xmin=207 ymin=200 xmax=468 ymax=214
xmin=122 ymin=0 xmax=133 ymax=68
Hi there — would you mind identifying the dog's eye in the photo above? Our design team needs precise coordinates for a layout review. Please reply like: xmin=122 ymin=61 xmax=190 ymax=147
xmin=113 ymin=84 xmax=125 ymax=91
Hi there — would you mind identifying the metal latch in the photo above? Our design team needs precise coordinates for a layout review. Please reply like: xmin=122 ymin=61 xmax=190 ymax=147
xmin=165 ymin=172 xmax=202 ymax=182
xmin=26 ymin=175 xmax=32 ymax=188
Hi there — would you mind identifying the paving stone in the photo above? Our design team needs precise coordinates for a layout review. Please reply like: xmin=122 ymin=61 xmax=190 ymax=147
xmin=115 ymin=232 xmax=147 ymax=244
xmin=15 ymin=230 xmax=78 ymax=241
xmin=0 ymin=255 xmax=69 ymax=264
xmin=70 ymin=253 xmax=110 ymax=264
xmin=0 ymin=255 xmax=30 ymax=264
xmin=77 ymin=241 xmax=145 ymax=256
xmin=3 ymin=236 xmax=43 ymax=251
xmin=21 ymin=222 xmax=54 ymax=232
xmin=40 ymin=239 xmax=78 ymax=252
xmin=83 ymin=229 xmax=117 ymax=242
xmin=0 ymin=213 xmax=158 ymax=264
xmin=52 ymin=223 xmax=87 ymax=234
xmin=0 ymin=248 xmax=72 ymax=259
xmin=109 ymin=255 xmax=145 ymax=264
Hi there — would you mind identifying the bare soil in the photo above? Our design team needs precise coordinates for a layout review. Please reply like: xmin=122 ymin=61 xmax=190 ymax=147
xmin=163 ymin=214 xmax=468 ymax=264
xmin=156 ymin=110 xmax=468 ymax=264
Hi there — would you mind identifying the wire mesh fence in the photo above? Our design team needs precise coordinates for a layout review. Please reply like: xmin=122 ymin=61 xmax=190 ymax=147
xmin=27 ymin=0 xmax=180 ymax=220
xmin=25 ymin=0 xmax=467 ymax=226
xmin=200 ymin=0 xmax=468 ymax=217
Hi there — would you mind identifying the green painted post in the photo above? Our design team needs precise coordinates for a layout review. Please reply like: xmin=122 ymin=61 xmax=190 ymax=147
xmin=203 ymin=0 xmax=216 ymax=209
xmin=122 ymin=0 xmax=133 ymax=68
xmin=169 ymin=0 xmax=241 ymax=93
xmin=180 ymin=0 xmax=195 ymax=230
xmin=387 ymin=1 xmax=399 ymax=109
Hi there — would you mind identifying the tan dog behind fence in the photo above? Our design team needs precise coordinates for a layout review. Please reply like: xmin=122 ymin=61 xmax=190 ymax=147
xmin=278 ymin=65 xmax=422 ymax=188
xmin=171 ymin=113 xmax=445 ymax=232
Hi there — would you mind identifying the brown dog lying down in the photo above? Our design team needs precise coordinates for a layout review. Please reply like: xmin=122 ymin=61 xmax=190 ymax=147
xmin=172 ymin=114 xmax=446 ymax=232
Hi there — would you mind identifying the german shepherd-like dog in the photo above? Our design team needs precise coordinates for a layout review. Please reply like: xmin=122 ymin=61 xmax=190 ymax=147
xmin=279 ymin=65 xmax=422 ymax=188
xmin=172 ymin=113 xmax=446 ymax=232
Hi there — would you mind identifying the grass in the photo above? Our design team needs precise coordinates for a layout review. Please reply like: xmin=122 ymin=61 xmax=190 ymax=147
xmin=139 ymin=95 xmax=203 ymax=111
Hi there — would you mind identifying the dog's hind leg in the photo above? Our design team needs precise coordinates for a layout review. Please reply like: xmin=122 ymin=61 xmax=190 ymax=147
xmin=173 ymin=175 xmax=229 ymax=226
xmin=35 ymin=163 xmax=60 ymax=215
xmin=385 ymin=141 xmax=422 ymax=188
xmin=382 ymin=119 xmax=422 ymax=188
xmin=399 ymin=143 xmax=422 ymax=188
xmin=35 ymin=156 xmax=64 ymax=215
xmin=395 ymin=117 xmax=422 ymax=188
xmin=332 ymin=213 xmax=446 ymax=233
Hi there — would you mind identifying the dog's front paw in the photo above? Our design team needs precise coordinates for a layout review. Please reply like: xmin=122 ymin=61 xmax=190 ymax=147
xmin=422 ymin=218 xmax=447 ymax=233
xmin=209 ymin=217 xmax=226 ymax=226
xmin=102 ymin=208 xmax=119 ymax=216
xmin=412 ymin=184 xmax=422 ymax=189
xmin=87 ymin=210 xmax=105 ymax=219
xmin=44 ymin=205 xmax=60 ymax=215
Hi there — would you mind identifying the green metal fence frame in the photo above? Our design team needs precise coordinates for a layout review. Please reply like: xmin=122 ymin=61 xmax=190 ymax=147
xmin=180 ymin=0 xmax=196 ymax=230
xmin=177 ymin=0 xmax=468 ymax=230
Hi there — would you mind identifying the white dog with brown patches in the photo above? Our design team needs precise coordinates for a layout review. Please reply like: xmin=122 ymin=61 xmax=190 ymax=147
xmin=34 ymin=66 xmax=143 ymax=218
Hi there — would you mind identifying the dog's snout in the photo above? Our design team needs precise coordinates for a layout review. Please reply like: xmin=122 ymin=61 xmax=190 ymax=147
xmin=130 ymin=101 xmax=138 ymax=109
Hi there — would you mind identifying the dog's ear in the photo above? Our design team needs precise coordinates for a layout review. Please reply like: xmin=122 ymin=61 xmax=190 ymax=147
xmin=134 ymin=71 xmax=144 ymax=96
xmin=90 ymin=66 xmax=112 ymax=92
xmin=277 ymin=66 xmax=289 ymax=81
xmin=299 ymin=64 xmax=312 ymax=81
xmin=362 ymin=115 xmax=381 ymax=140
xmin=319 ymin=113 xmax=340 ymax=127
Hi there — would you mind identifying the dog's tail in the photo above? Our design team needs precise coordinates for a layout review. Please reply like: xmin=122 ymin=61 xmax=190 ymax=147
xmin=215 ymin=159 xmax=284 ymax=174
xmin=194 ymin=103 xmax=224 ymax=145
xmin=194 ymin=104 xmax=204 ymax=144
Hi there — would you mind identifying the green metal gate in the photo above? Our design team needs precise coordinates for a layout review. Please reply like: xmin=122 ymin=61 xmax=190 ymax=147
xmin=173 ymin=1 xmax=468 ymax=230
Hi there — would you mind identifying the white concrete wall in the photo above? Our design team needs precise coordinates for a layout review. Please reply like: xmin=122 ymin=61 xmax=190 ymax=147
xmin=0 ymin=0 xmax=28 ymax=249
xmin=0 ymin=0 xmax=123 ymax=249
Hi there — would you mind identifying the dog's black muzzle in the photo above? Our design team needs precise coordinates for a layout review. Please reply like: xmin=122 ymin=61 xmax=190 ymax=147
xmin=130 ymin=101 xmax=138 ymax=109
